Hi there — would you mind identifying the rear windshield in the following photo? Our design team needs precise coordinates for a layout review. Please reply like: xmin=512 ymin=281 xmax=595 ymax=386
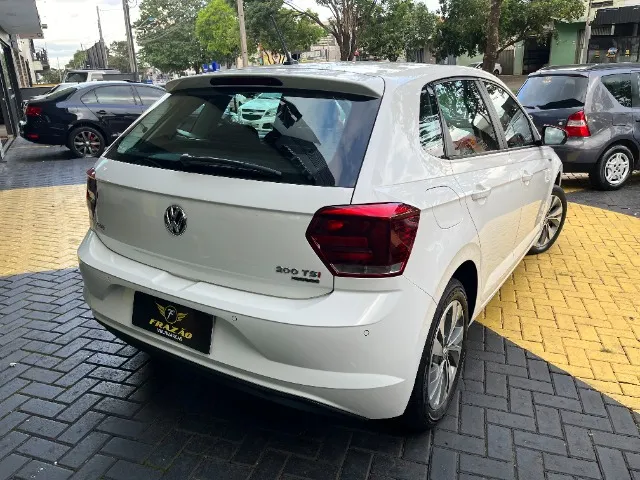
xmin=517 ymin=75 xmax=588 ymax=110
xmin=64 ymin=72 xmax=88 ymax=83
xmin=105 ymin=88 xmax=381 ymax=187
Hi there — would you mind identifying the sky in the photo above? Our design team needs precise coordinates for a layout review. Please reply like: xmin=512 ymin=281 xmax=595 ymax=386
xmin=33 ymin=0 xmax=438 ymax=69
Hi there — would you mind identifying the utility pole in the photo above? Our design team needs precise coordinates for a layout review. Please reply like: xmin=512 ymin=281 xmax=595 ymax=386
xmin=97 ymin=6 xmax=108 ymax=68
xmin=580 ymin=1 xmax=592 ymax=64
xmin=56 ymin=57 xmax=62 ymax=82
xmin=122 ymin=0 xmax=138 ymax=81
xmin=236 ymin=0 xmax=249 ymax=67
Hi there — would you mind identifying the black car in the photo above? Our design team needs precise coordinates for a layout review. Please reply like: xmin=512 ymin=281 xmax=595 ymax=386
xmin=20 ymin=81 xmax=165 ymax=157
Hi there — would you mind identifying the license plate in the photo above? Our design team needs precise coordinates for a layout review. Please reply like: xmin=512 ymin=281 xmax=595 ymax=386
xmin=132 ymin=292 xmax=213 ymax=354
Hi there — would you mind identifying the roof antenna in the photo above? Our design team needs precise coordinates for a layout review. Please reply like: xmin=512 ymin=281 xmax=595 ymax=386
xmin=270 ymin=14 xmax=297 ymax=65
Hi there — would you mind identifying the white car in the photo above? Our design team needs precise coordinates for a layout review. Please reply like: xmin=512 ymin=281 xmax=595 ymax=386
xmin=469 ymin=61 xmax=502 ymax=76
xmin=78 ymin=63 xmax=567 ymax=430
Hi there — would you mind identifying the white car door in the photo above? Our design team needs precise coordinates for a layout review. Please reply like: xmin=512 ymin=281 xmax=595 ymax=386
xmin=434 ymin=79 xmax=526 ymax=303
xmin=482 ymin=80 xmax=552 ymax=253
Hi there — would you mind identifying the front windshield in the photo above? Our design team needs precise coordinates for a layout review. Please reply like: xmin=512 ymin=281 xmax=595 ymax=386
xmin=106 ymin=88 xmax=381 ymax=187
xmin=64 ymin=72 xmax=88 ymax=83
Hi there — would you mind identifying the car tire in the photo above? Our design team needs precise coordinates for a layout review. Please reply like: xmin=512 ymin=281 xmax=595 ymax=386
xmin=400 ymin=278 xmax=468 ymax=431
xmin=68 ymin=126 xmax=105 ymax=158
xmin=589 ymin=144 xmax=634 ymax=190
xmin=528 ymin=185 xmax=567 ymax=255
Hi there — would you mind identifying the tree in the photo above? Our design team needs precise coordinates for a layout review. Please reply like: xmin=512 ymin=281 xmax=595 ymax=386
xmin=107 ymin=41 xmax=131 ymax=73
xmin=360 ymin=0 xmax=438 ymax=61
xmin=65 ymin=49 xmax=89 ymax=69
xmin=38 ymin=68 xmax=62 ymax=84
xmin=134 ymin=0 xmax=209 ymax=73
xmin=196 ymin=0 xmax=241 ymax=66
xmin=242 ymin=1 xmax=324 ymax=55
xmin=437 ymin=0 xmax=584 ymax=69
xmin=283 ymin=0 xmax=380 ymax=61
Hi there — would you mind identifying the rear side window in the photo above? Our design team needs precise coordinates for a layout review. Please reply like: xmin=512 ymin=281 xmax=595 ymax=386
xmin=517 ymin=75 xmax=588 ymax=110
xmin=136 ymin=86 xmax=165 ymax=105
xmin=93 ymin=86 xmax=136 ymax=105
xmin=435 ymin=80 xmax=500 ymax=157
xmin=106 ymin=88 xmax=381 ymax=187
xmin=419 ymin=85 xmax=445 ymax=157
xmin=601 ymin=73 xmax=632 ymax=107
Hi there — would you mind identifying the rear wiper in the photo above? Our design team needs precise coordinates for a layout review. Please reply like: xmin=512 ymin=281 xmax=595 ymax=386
xmin=178 ymin=154 xmax=282 ymax=178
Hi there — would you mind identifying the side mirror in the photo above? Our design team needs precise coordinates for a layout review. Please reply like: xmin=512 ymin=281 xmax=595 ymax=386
xmin=542 ymin=125 xmax=567 ymax=146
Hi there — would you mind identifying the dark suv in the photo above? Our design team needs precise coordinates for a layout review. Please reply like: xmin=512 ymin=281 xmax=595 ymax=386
xmin=518 ymin=63 xmax=640 ymax=190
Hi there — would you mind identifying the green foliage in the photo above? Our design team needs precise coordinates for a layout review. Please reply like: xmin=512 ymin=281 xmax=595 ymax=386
xmin=437 ymin=0 xmax=585 ymax=59
xmin=134 ymin=0 xmax=209 ymax=73
xmin=38 ymin=68 xmax=62 ymax=84
xmin=243 ymin=0 xmax=324 ymax=54
xmin=65 ymin=50 xmax=89 ymax=69
xmin=196 ymin=0 xmax=240 ymax=63
xmin=107 ymin=41 xmax=131 ymax=73
xmin=361 ymin=0 xmax=438 ymax=61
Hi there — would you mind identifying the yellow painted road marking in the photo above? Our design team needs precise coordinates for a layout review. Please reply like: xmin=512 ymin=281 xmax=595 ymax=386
xmin=1 ymin=184 xmax=639 ymax=411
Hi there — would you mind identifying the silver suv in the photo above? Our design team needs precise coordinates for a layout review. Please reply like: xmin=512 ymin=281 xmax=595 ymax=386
xmin=518 ymin=63 xmax=640 ymax=190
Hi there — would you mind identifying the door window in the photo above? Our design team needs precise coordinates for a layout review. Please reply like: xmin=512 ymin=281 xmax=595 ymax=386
xmin=136 ymin=86 xmax=165 ymax=105
xmin=434 ymin=80 xmax=500 ymax=157
xmin=93 ymin=86 xmax=136 ymax=105
xmin=483 ymin=82 xmax=535 ymax=148
xmin=601 ymin=73 xmax=632 ymax=107
xmin=419 ymin=85 xmax=445 ymax=157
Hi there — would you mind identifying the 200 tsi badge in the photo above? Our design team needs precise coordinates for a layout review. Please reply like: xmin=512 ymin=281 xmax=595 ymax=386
xmin=132 ymin=292 xmax=213 ymax=353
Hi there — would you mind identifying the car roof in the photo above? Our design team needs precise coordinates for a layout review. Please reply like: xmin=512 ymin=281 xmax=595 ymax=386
xmin=532 ymin=62 xmax=640 ymax=75
xmin=166 ymin=62 xmax=498 ymax=97
xmin=71 ymin=81 xmax=164 ymax=90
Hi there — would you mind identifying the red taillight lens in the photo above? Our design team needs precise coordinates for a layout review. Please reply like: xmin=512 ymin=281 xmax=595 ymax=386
xmin=565 ymin=110 xmax=590 ymax=137
xmin=86 ymin=167 xmax=98 ymax=226
xmin=306 ymin=203 xmax=421 ymax=278
xmin=25 ymin=105 xmax=42 ymax=117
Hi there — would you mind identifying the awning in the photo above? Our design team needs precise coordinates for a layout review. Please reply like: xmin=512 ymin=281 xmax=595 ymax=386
xmin=593 ymin=6 xmax=640 ymax=26
xmin=0 ymin=0 xmax=43 ymax=39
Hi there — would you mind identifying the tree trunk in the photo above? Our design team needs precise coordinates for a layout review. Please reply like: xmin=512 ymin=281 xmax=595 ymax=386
xmin=482 ymin=0 xmax=503 ymax=74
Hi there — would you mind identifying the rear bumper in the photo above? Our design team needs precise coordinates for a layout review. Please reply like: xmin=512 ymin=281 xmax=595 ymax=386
xmin=77 ymin=230 xmax=435 ymax=419
xmin=19 ymin=120 xmax=66 ymax=146
xmin=551 ymin=137 xmax=601 ymax=172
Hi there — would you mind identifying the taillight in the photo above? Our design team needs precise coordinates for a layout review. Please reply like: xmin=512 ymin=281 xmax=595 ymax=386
xmin=25 ymin=105 xmax=42 ymax=117
xmin=565 ymin=110 xmax=590 ymax=137
xmin=86 ymin=168 xmax=98 ymax=226
xmin=306 ymin=203 xmax=420 ymax=278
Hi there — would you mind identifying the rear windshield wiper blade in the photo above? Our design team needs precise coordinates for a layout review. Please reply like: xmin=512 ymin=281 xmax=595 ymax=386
xmin=178 ymin=154 xmax=282 ymax=178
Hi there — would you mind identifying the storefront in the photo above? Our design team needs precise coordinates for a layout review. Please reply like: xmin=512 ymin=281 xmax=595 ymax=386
xmin=0 ymin=0 xmax=43 ymax=157
xmin=587 ymin=6 xmax=640 ymax=63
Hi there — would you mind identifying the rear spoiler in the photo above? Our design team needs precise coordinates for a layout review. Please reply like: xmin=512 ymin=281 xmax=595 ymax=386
xmin=165 ymin=69 xmax=385 ymax=98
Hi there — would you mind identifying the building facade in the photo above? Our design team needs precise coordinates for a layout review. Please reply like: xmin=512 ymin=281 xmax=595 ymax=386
xmin=0 ymin=0 xmax=45 ymax=156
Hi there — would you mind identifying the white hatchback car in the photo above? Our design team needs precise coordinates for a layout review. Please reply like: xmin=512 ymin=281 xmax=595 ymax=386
xmin=78 ymin=63 xmax=567 ymax=430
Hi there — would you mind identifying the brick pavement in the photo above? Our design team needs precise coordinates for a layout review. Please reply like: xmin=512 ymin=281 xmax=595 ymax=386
xmin=0 ymin=142 xmax=639 ymax=479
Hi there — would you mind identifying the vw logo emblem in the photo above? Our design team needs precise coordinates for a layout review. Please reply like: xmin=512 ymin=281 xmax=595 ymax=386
xmin=164 ymin=205 xmax=187 ymax=236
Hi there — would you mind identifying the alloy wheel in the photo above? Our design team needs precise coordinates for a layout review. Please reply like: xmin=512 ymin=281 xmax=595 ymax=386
xmin=427 ymin=299 xmax=465 ymax=410
xmin=604 ymin=152 xmax=630 ymax=186
xmin=73 ymin=130 xmax=101 ymax=157
xmin=534 ymin=194 xmax=563 ymax=250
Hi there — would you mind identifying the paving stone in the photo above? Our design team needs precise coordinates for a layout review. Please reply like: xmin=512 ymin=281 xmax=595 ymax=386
xmin=543 ymin=453 xmax=602 ymax=479
xmin=105 ymin=460 xmax=162 ymax=480
xmin=516 ymin=447 xmax=545 ymax=480
xmin=250 ymin=450 xmax=289 ymax=480
xmin=487 ymin=424 xmax=512 ymax=460
xmin=58 ymin=411 xmax=105 ymax=444
xmin=597 ymin=446 xmax=632 ymax=480
xmin=561 ymin=410 xmax=615 ymax=432
xmin=0 ymin=454 xmax=30 ymax=480
xmin=460 ymin=404 xmax=485 ymax=438
xmin=68 ymin=454 xmax=115 ymax=480
xmin=195 ymin=458 xmax=253 ymax=480
xmin=15 ymin=436 xmax=70 ymax=462
xmin=17 ymin=416 xmax=68 ymax=439
xmin=565 ymin=425 xmax=597 ymax=460
xmin=368 ymin=454 xmax=428 ymax=480
xmin=101 ymin=437 xmax=153 ymax=462
xmin=19 ymin=398 xmax=66 ymax=418
xmin=607 ymin=405 xmax=640 ymax=436
xmin=59 ymin=432 xmax=110 ymax=469
xmin=459 ymin=454 xmax=514 ymax=480
xmin=15 ymin=459 xmax=73 ymax=480
xmin=434 ymin=430 xmax=485 ymax=455
xmin=428 ymin=447 xmax=456 ymax=480
xmin=351 ymin=431 xmax=403 ymax=456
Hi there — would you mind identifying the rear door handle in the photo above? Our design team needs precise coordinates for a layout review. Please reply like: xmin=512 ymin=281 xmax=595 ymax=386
xmin=95 ymin=110 xmax=107 ymax=115
xmin=522 ymin=170 xmax=533 ymax=184
xmin=471 ymin=185 xmax=492 ymax=201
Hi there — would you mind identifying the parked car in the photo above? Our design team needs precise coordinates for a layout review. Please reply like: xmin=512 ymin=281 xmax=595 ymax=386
xmin=63 ymin=69 xmax=121 ymax=83
xmin=518 ymin=63 xmax=640 ymax=190
xmin=19 ymin=81 xmax=165 ymax=157
xmin=468 ymin=61 xmax=502 ymax=76
xmin=78 ymin=63 xmax=567 ymax=430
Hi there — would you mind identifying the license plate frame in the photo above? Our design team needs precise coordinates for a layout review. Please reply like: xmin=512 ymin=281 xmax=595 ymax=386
xmin=132 ymin=292 xmax=213 ymax=354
